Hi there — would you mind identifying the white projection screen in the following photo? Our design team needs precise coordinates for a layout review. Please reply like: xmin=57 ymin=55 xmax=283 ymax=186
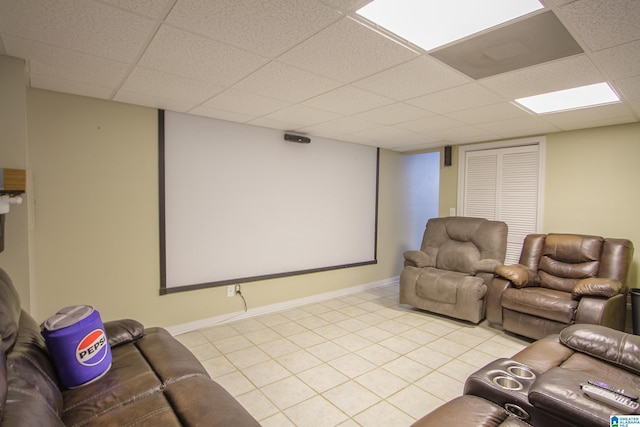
xmin=160 ymin=111 xmax=379 ymax=294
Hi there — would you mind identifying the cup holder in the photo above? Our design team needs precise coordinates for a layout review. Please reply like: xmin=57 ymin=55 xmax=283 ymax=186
xmin=505 ymin=403 xmax=530 ymax=421
xmin=507 ymin=365 xmax=536 ymax=380
xmin=492 ymin=375 xmax=523 ymax=391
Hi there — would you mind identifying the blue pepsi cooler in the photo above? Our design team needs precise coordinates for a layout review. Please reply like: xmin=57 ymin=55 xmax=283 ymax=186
xmin=42 ymin=305 xmax=112 ymax=388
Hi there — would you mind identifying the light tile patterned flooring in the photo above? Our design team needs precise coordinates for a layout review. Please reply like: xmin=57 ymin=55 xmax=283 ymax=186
xmin=175 ymin=284 xmax=531 ymax=426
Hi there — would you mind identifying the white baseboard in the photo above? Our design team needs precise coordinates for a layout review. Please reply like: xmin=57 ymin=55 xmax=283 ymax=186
xmin=165 ymin=276 xmax=399 ymax=336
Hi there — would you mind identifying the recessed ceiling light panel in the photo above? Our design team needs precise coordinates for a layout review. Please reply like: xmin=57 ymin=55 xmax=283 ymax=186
xmin=356 ymin=0 xmax=544 ymax=51
xmin=515 ymin=83 xmax=621 ymax=114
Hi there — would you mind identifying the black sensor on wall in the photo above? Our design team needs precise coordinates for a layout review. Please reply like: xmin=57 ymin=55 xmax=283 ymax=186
xmin=284 ymin=133 xmax=311 ymax=144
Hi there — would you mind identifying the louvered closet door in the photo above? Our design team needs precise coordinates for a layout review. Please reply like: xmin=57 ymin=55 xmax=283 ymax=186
xmin=463 ymin=144 xmax=540 ymax=264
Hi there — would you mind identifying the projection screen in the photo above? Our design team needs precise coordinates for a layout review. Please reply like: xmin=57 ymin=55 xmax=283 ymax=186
xmin=160 ymin=111 xmax=379 ymax=294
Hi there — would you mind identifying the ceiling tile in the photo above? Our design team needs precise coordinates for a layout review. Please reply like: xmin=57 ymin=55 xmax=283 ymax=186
xmin=166 ymin=0 xmax=341 ymax=57
xmin=3 ymin=0 xmax=638 ymax=152
xmin=299 ymin=116 xmax=380 ymax=137
xmin=559 ymin=0 xmax=640 ymax=51
xmin=396 ymin=115 xmax=464 ymax=134
xmin=477 ymin=116 xmax=560 ymax=137
xmin=0 ymin=0 xmax=157 ymax=62
xmin=139 ymin=25 xmax=268 ymax=86
xmin=352 ymin=56 xmax=470 ymax=100
xmin=393 ymin=140 xmax=448 ymax=152
xmin=247 ymin=116 xmax=305 ymax=132
xmin=98 ymin=0 xmax=175 ymax=19
xmin=302 ymin=85 xmax=394 ymax=115
xmin=353 ymin=102 xmax=433 ymax=125
xmin=2 ymin=35 xmax=129 ymax=88
xmin=481 ymin=54 xmax=605 ymax=99
xmin=30 ymin=74 xmax=114 ymax=100
xmin=406 ymin=83 xmax=503 ymax=114
xmin=279 ymin=17 xmax=418 ymax=83
xmin=347 ymin=126 xmax=428 ymax=149
xmin=233 ymin=61 xmax=341 ymax=103
xmin=593 ymin=40 xmax=640 ymax=80
xmin=428 ymin=125 xmax=496 ymax=144
xmin=615 ymin=76 xmax=640 ymax=100
xmin=318 ymin=0 xmax=370 ymax=11
xmin=203 ymin=89 xmax=289 ymax=116
xmin=260 ymin=104 xmax=342 ymax=128
xmin=541 ymin=102 xmax=637 ymax=130
xmin=114 ymin=90 xmax=196 ymax=112
xmin=446 ymin=102 xmax=530 ymax=125
xmin=189 ymin=106 xmax=256 ymax=124
xmin=542 ymin=0 xmax=579 ymax=7
xmin=628 ymin=99 xmax=640 ymax=116
xmin=117 ymin=67 xmax=224 ymax=105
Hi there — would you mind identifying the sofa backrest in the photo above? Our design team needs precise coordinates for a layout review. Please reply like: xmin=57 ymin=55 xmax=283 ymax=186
xmin=0 ymin=268 xmax=64 ymax=425
xmin=519 ymin=234 xmax=634 ymax=292
xmin=420 ymin=217 xmax=507 ymax=275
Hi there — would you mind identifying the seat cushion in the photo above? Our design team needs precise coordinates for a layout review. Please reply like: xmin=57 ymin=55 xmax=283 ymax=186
xmin=416 ymin=268 xmax=482 ymax=304
xmin=61 ymin=328 xmax=258 ymax=426
xmin=502 ymin=288 xmax=577 ymax=324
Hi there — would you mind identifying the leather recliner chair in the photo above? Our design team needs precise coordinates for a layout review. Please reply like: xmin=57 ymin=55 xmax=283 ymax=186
xmin=486 ymin=233 xmax=634 ymax=340
xmin=400 ymin=216 xmax=508 ymax=323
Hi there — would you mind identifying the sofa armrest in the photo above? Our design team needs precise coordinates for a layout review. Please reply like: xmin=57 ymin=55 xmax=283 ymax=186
xmin=559 ymin=324 xmax=640 ymax=376
xmin=104 ymin=319 xmax=144 ymax=348
xmin=494 ymin=264 xmax=539 ymax=288
xmin=512 ymin=334 xmax=574 ymax=374
xmin=571 ymin=278 xmax=624 ymax=299
xmin=403 ymin=250 xmax=434 ymax=268
xmin=473 ymin=258 xmax=502 ymax=274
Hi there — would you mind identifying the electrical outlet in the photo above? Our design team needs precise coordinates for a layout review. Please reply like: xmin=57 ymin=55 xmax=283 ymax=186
xmin=226 ymin=285 xmax=235 ymax=297
xmin=235 ymin=284 xmax=241 ymax=295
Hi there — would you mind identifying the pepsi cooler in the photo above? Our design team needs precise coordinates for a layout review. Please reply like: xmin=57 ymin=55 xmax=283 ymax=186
xmin=42 ymin=305 xmax=112 ymax=388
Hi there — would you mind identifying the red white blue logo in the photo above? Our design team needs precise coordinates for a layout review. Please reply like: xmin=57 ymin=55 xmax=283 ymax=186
xmin=76 ymin=329 xmax=108 ymax=366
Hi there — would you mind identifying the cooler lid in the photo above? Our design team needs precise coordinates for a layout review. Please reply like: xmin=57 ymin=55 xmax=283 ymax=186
xmin=42 ymin=305 xmax=95 ymax=331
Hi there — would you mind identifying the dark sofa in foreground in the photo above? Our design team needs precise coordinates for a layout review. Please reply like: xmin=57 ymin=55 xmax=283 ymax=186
xmin=413 ymin=323 xmax=640 ymax=426
xmin=0 ymin=267 xmax=260 ymax=426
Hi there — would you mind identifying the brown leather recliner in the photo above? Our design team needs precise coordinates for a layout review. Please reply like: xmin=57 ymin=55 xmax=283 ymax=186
xmin=486 ymin=233 xmax=634 ymax=340
xmin=400 ymin=216 xmax=508 ymax=323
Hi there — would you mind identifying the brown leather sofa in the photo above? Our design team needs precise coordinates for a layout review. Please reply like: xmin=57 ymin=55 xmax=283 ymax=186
xmin=486 ymin=233 xmax=634 ymax=340
xmin=412 ymin=323 xmax=640 ymax=426
xmin=0 ymin=267 xmax=260 ymax=426
xmin=400 ymin=216 xmax=508 ymax=323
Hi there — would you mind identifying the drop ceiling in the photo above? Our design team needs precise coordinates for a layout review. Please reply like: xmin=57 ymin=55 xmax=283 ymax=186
xmin=0 ymin=0 xmax=638 ymax=152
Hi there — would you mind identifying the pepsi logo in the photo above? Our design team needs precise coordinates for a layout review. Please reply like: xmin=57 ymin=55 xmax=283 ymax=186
xmin=76 ymin=329 xmax=108 ymax=366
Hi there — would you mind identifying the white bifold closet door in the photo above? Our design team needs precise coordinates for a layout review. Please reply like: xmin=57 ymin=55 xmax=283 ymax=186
xmin=461 ymin=143 xmax=542 ymax=265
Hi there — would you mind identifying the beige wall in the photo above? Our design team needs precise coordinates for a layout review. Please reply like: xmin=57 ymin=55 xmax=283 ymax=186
xmin=544 ymin=123 xmax=640 ymax=287
xmin=26 ymin=89 xmax=408 ymax=327
xmin=0 ymin=55 xmax=30 ymax=308
xmin=438 ymin=123 xmax=640 ymax=288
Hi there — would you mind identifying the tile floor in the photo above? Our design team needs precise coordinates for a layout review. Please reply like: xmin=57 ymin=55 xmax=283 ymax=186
xmin=175 ymin=283 xmax=531 ymax=426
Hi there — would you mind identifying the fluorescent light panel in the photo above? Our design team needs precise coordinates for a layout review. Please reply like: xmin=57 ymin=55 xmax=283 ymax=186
xmin=515 ymin=83 xmax=621 ymax=114
xmin=356 ymin=0 xmax=544 ymax=51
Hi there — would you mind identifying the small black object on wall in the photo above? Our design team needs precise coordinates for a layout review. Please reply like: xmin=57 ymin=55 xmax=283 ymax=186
xmin=444 ymin=145 xmax=452 ymax=166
